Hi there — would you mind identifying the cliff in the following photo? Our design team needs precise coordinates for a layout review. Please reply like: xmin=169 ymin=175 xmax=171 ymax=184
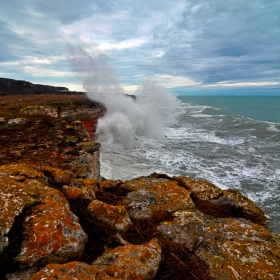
xmin=0 ymin=77 xmax=83 ymax=95
xmin=0 ymin=93 xmax=279 ymax=280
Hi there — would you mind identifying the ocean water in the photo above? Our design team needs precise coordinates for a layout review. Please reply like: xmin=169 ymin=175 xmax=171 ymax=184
xmin=100 ymin=95 xmax=280 ymax=233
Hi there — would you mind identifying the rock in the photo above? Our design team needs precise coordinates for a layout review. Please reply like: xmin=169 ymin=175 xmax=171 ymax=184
xmin=174 ymin=176 xmax=266 ymax=225
xmin=0 ymin=117 xmax=8 ymax=129
xmin=0 ymin=163 xmax=73 ymax=187
xmin=92 ymin=238 xmax=162 ymax=280
xmin=29 ymin=261 xmax=117 ymax=280
xmin=20 ymin=106 xmax=46 ymax=115
xmin=71 ymin=150 xmax=101 ymax=180
xmin=6 ymin=266 xmax=39 ymax=280
xmin=88 ymin=200 xmax=132 ymax=232
xmin=165 ymin=210 xmax=280 ymax=279
xmin=77 ymin=141 xmax=101 ymax=153
xmin=0 ymin=118 xmax=28 ymax=129
xmin=0 ymin=165 xmax=87 ymax=273
xmin=62 ymin=185 xmax=96 ymax=204
xmin=14 ymin=184 xmax=87 ymax=267
xmin=0 ymin=77 xmax=69 ymax=94
xmin=123 ymin=177 xmax=195 ymax=220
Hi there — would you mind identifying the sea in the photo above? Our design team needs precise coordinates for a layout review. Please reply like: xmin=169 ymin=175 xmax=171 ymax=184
xmin=100 ymin=95 xmax=280 ymax=233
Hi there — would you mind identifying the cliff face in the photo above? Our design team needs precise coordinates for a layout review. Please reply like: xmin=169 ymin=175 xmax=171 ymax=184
xmin=0 ymin=93 xmax=280 ymax=280
xmin=0 ymin=78 xmax=70 ymax=95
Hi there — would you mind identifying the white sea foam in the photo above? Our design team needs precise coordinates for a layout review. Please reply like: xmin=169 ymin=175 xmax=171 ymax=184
xmin=267 ymin=124 xmax=280 ymax=132
xmin=191 ymin=114 xmax=212 ymax=118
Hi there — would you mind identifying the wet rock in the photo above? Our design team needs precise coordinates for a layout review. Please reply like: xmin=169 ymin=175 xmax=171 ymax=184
xmin=88 ymin=200 xmax=132 ymax=232
xmin=123 ymin=177 xmax=195 ymax=220
xmin=92 ymin=238 xmax=162 ymax=280
xmin=29 ymin=261 xmax=117 ymax=280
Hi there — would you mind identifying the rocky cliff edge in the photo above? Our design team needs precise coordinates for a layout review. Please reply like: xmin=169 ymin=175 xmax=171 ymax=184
xmin=0 ymin=94 xmax=279 ymax=280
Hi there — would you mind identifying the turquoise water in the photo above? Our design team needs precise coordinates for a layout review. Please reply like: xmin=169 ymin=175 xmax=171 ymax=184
xmin=179 ymin=96 xmax=280 ymax=123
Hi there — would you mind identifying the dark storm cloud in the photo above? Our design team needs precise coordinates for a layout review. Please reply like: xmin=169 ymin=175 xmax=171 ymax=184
xmin=0 ymin=0 xmax=279 ymax=91
xmin=148 ymin=0 xmax=280 ymax=84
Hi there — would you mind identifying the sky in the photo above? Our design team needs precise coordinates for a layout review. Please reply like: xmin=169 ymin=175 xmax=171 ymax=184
xmin=0 ymin=0 xmax=280 ymax=95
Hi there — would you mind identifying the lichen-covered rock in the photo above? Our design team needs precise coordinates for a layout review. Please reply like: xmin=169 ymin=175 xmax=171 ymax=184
xmin=123 ymin=177 xmax=195 ymax=220
xmin=29 ymin=261 xmax=117 ymax=280
xmin=0 ymin=163 xmax=73 ymax=188
xmin=99 ymin=180 xmax=123 ymax=191
xmin=166 ymin=210 xmax=280 ymax=279
xmin=88 ymin=200 xmax=132 ymax=232
xmin=62 ymin=185 xmax=96 ymax=204
xmin=7 ymin=118 xmax=28 ymax=126
xmin=92 ymin=238 xmax=162 ymax=280
xmin=0 ymin=165 xmax=87 ymax=270
xmin=0 ymin=117 xmax=8 ymax=129
xmin=6 ymin=266 xmax=39 ymax=280
xmin=20 ymin=106 xmax=45 ymax=115
xmin=174 ymin=176 xmax=223 ymax=200
xmin=15 ymin=181 xmax=87 ymax=267
xmin=77 ymin=141 xmax=101 ymax=153
xmin=174 ymin=176 xmax=266 ymax=225
xmin=0 ymin=174 xmax=37 ymax=251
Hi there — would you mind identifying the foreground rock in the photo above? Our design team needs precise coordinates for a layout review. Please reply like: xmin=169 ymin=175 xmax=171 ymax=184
xmin=92 ymin=239 xmax=161 ymax=280
xmin=1 ymin=165 xmax=279 ymax=279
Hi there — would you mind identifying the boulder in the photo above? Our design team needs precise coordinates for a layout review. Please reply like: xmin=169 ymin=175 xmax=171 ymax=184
xmin=87 ymin=200 xmax=132 ymax=232
xmin=29 ymin=261 xmax=117 ymax=280
xmin=92 ymin=238 xmax=162 ymax=280
xmin=20 ymin=106 xmax=46 ymax=115
xmin=174 ymin=176 xmax=266 ymax=225
xmin=159 ymin=210 xmax=280 ymax=279
xmin=122 ymin=177 xmax=195 ymax=220
xmin=0 ymin=165 xmax=87 ymax=274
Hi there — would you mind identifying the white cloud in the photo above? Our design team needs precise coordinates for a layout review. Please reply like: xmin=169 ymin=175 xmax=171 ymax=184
xmin=152 ymin=74 xmax=201 ymax=88
xmin=96 ymin=38 xmax=149 ymax=51
xmin=23 ymin=66 xmax=78 ymax=78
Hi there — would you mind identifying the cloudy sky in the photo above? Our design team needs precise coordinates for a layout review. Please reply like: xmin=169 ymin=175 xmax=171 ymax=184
xmin=0 ymin=0 xmax=279 ymax=95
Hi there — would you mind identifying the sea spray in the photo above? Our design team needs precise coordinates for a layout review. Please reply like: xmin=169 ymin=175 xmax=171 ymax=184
xmin=70 ymin=47 xmax=183 ymax=150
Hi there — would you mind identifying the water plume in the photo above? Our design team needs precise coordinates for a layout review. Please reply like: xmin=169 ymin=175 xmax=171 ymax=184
xmin=70 ymin=47 xmax=183 ymax=151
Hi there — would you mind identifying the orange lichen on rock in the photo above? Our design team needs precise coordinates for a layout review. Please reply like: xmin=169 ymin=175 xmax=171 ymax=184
xmin=15 ymin=184 xmax=87 ymax=267
xmin=29 ymin=261 xmax=117 ymax=280
xmin=174 ymin=176 xmax=266 ymax=225
xmin=0 ymin=164 xmax=87 ymax=272
xmin=88 ymin=200 xmax=132 ymax=232
xmin=92 ymin=238 xmax=162 ymax=280
xmin=122 ymin=177 xmax=195 ymax=220
xmin=167 ymin=210 xmax=280 ymax=279
xmin=62 ymin=185 xmax=96 ymax=203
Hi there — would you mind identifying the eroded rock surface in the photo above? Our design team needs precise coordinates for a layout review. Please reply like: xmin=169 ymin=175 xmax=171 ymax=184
xmin=29 ymin=261 xmax=117 ymax=280
xmin=92 ymin=239 xmax=162 ymax=280
xmin=0 ymin=166 xmax=88 ymax=276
